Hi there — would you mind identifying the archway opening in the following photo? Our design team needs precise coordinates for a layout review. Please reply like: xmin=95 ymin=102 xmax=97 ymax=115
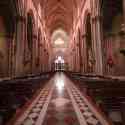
xmin=51 ymin=28 xmax=69 ymax=71
xmin=51 ymin=28 xmax=69 ymax=48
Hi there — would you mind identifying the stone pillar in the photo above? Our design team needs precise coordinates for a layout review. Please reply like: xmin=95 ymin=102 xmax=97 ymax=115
xmin=70 ymin=51 xmax=74 ymax=71
xmin=40 ymin=44 xmax=44 ymax=72
xmin=96 ymin=16 xmax=103 ymax=75
xmin=32 ymin=34 xmax=38 ymax=74
xmin=46 ymin=52 xmax=49 ymax=72
xmin=43 ymin=49 xmax=47 ymax=72
xmin=76 ymin=43 xmax=79 ymax=72
xmin=91 ymin=0 xmax=103 ymax=75
xmin=82 ymin=34 xmax=87 ymax=73
xmin=91 ymin=17 xmax=96 ymax=74
xmin=42 ymin=48 xmax=45 ymax=72
xmin=92 ymin=16 xmax=103 ymax=75
xmin=48 ymin=50 xmax=51 ymax=72
xmin=15 ymin=15 xmax=25 ymax=77
xmin=74 ymin=46 xmax=76 ymax=72
xmin=78 ymin=32 xmax=83 ymax=73
xmin=72 ymin=52 xmax=74 ymax=71
xmin=46 ymin=52 xmax=48 ymax=72
xmin=7 ymin=35 xmax=15 ymax=77
xmin=77 ymin=42 xmax=80 ymax=72
xmin=41 ymin=47 xmax=44 ymax=72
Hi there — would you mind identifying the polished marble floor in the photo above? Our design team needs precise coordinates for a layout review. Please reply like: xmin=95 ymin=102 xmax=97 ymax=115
xmin=14 ymin=73 xmax=110 ymax=125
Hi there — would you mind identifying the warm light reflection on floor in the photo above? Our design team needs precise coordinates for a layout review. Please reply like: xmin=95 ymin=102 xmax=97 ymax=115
xmin=55 ymin=73 xmax=65 ymax=93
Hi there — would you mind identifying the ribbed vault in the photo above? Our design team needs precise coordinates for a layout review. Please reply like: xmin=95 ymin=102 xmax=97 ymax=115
xmin=32 ymin=0 xmax=80 ymax=63
xmin=38 ymin=0 xmax=80 ymax=35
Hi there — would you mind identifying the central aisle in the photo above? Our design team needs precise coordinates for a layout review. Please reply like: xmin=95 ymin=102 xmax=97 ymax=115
xmin=14 ymin=73 xmax=110 ymax=125
xmin=42 ymin=73 xmax=80 ymax=125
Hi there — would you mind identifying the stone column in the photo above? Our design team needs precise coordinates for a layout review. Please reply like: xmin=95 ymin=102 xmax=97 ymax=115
xmin=15 ymin=15 xmax=26 ymax=77
xmin=91 ymin=16 xmax=96 ymax=74
xmin=76 ymin=45 xmax=78 ymax=72
xmin=72 ymin=52 xmax=74 ymax=71
xmin=78 ymin=32 xmax=83 ymax=73
xmin=43 ymin=49 xmax=45 ymax=72
xmin=40 ymin=44 xmax=43 ymax=72
xmin=77 ymin=42 xmax=80 ymax=72
xmin=70 ymin=51 xmax=73 ymax=71
xmin=82 ymin=34 xmax=87 ymax=73
xmin=96 ymin=16 xmax=103 ymax=75
xmin=72 ymin=49 xmax=75 ymax=72
xmin=7 ymin=35 xmax=15 ymax=77
xmin=46 ymin=52 xmax=49 ymax=72
xmin=32 ymin=34 xmax=38 ymax=74
xmin=46 ymin=51 xmax=48 ymax=72
xmin=43 ymin=49 xmax=46 ymax=72
xmin=74 ymin=49 xmax=77 ymax=72
xmin=91 ymin=0 xmax=103 ymax=75
xmin=92 ymin=16 xmax=103 ymax=75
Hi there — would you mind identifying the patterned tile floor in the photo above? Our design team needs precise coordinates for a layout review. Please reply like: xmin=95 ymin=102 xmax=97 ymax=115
xmin=14 ymin=73 xmax=110 ymax=125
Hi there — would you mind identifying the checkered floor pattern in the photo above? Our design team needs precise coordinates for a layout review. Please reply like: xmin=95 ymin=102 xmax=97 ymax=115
xmin=66 ymin=79 xmax=109 ymax=125
xmin=14 ymin=73 xmax=110 ymax=125
xmin=22 ymin=89 xmax=50 ymax=125
xmin=14 ymin=82 xmax=54 ymax=125
xmin=70 ymin=86 xmax=100 ymax=125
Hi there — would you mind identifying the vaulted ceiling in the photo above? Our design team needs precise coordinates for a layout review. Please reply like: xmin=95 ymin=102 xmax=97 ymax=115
xmin=39 ymin=0 xmax=80 ymax=35
xmin=32 ymin=0 xmax=81 ymax=61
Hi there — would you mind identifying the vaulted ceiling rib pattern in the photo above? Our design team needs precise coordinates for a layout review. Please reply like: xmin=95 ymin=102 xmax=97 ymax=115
xmin=39 ymin=0 xmax=79 ymax=34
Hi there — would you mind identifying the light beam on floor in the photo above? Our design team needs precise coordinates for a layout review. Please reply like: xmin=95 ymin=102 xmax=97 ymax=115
xmin=55 ymin=74 xmax=65 ymax=93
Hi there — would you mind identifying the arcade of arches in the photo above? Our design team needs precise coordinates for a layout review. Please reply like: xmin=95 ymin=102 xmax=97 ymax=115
xmin=0 ymin=0 xmax=125 ymax=125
